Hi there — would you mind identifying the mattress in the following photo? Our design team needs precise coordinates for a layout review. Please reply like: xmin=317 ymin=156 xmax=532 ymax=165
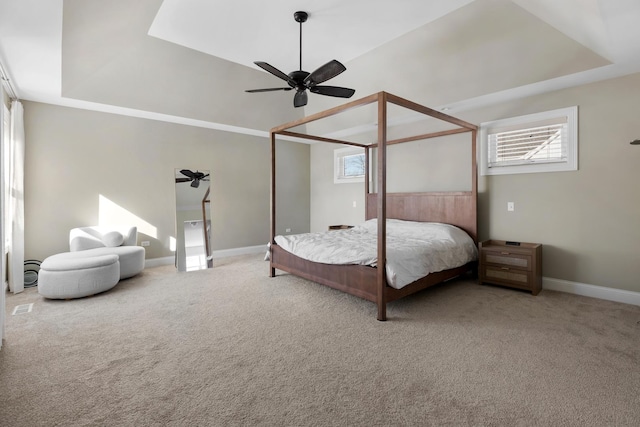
xmin=274 ymin=219 xmax=478 ymax=289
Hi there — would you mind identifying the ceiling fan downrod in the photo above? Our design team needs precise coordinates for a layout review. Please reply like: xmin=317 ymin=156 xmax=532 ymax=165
xmin=294 ymin=11 xmax=308 ymax=71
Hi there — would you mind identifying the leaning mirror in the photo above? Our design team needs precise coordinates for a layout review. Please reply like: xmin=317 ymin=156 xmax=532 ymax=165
xmin=174 ymin=168 xmax=212 ymax=272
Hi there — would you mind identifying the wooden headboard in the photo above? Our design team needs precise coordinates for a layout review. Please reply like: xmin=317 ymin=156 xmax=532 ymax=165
xmin=366 ymin=192 xmax=477 ymax=243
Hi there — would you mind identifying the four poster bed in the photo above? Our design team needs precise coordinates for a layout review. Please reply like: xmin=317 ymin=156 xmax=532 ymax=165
xmin=269 ymin=92 xmax=478 ymax=321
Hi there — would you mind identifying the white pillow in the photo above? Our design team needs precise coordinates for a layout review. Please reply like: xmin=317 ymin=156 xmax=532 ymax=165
xmin=354 ymin=218 xmax=463 ymax=241
xmin=102 ymin=231 xmax=124 ymax=247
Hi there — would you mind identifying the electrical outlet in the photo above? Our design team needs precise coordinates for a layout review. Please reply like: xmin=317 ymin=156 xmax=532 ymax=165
xmin=352 ymin=201 xmax=357 ymax=208
xmin=507 ymin=202 xmax=515 ymax=212
xmin=285 ymin=228 xmax=291 ymax=233
xmin=141 ymin=241 xmax=150 ymax=247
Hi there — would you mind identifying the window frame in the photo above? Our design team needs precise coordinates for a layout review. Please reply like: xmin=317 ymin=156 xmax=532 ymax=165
xmin=480 ymin=106 xmax=578 ymax=176
xmin=334 ymin=146 xmax=367 ymax=184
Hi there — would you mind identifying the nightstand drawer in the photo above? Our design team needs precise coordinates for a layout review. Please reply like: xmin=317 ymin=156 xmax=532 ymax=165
xmin=483 ymin=265 xmax=532 ymax=287
xmin=483 ymin=251 xmax=531 ymax=270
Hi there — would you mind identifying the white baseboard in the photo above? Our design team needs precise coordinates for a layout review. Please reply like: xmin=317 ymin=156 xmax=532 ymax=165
xmin=210 ymin=244 xmax=266 ymax=259
xmin=144 ymin=256 xmax=174 ymax=268
xmin=543 ymin=277 xmax=640 ymax=306
xmin=144 ymin=244 xmax=267 ymax=269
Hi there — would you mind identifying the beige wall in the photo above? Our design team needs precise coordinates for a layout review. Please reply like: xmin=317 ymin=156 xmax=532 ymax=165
xmin=469 ymin=72 xmax=640 ymax=293
xmin=310 ymin=143 xmax=367 ymax=232
xmin=310 ymin=72 xmax=640 ymax=293
xmin=23 ymin=102 xmax=310 ymax=262
xmin=310 ymin=132 xmax=473 ymax=232
xmin=19 ymin=71 xmax=640 ymax=292
xmin=62 ymin=0 xmax=302 ymax=132
xmin=274 ymin=138 xmax=312 ymax=236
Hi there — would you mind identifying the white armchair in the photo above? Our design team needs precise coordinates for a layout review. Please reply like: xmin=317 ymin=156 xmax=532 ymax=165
xmin=38 ymin=226 xmax=146 ymax=299
xmin=68 ymin=226 xmax=145 ymax=279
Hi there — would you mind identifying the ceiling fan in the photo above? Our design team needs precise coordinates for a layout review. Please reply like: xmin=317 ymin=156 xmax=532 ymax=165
xmin=175 ymin=169 xmax=209 ymax=188
xmin=245 ymin=11 xmax=355 ymax=108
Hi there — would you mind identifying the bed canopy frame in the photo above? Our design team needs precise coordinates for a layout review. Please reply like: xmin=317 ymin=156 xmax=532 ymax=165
xmin=270 ymin=92 xmax=478 ymax=321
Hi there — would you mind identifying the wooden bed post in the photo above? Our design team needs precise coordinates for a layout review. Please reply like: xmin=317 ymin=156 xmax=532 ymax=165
xmin=270 ymin=131 xmax=276 ymax=277
xmin=364 ymin=146 xmax=370 ymax=222
xmin=377 ymin=92 xmax=388 ymax=321
xmin=201 ymin=186 xmax=212 ymax=268
xmin=471 ymin=129 xmax=478 ymax=244
xmin=364 ymin=146 xmax=370 ymax=196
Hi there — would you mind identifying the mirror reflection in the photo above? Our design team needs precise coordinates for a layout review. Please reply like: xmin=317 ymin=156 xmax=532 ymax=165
xmin=174 ymin=168 xmax=212 ymax=272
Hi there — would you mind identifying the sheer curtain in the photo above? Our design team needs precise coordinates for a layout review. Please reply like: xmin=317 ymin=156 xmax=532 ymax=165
xmin=7 ymin=100 xmax=24 ymax=293
xmin=1 ymin=88 xmax=6 ymax=346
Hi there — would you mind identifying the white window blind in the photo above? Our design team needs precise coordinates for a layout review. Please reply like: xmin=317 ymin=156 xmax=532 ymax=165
xmin=488 ymin=122 xmax=567 ymax=168
xmin=480 ymin=106 xmax=578 ymax=176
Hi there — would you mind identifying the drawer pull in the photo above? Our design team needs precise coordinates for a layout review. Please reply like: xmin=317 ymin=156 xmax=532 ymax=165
xmin=501 ymin=267 xmax=510 ymax=270
xmin=500 ymin=251 xmax=510 ymax=255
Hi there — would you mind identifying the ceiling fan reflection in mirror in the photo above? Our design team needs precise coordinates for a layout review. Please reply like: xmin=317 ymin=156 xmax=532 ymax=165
xmin=175 ymin=169 xmax=210 ymax=188
xmin=245 ymin=11 xmax=355 ymax=108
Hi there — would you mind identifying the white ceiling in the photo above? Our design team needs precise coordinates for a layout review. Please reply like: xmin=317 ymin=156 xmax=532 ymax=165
xmin=148 ymin=0 xmax=477 ymax=73
xmin=1 ymin=0 xmax=640 ymax=137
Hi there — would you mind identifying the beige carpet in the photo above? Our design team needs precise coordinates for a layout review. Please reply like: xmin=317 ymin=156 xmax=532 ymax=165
xmin=1 ymin=254 xmax=639 ymax=426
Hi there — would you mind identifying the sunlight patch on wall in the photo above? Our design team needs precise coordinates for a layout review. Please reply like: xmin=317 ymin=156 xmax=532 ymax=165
xmin=169 ymin=236 xmax=176 ymax=252
xmin=98 ymin=195 xmax=158 ymax=238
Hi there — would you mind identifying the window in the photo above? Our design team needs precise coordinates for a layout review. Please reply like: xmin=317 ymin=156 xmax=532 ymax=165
xmin=480 ymin=106 xmax=578 ymax=175
xmin=334 ymin=146 xmax=366 ymax=184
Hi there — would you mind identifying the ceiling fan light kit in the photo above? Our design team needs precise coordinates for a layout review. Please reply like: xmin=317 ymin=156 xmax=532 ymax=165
xmin=246 ymin=11 xmax=355 ymax=107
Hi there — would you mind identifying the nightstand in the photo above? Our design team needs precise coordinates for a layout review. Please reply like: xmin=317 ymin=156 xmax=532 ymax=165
xmin=328 ymin=225 xmax=353 ymax=231
xmin=479 ymin=240 xmax=542 ymax=295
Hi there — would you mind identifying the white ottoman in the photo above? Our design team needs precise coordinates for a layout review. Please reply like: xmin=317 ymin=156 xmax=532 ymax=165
xmin=38 ymin=254 xmax=120 ymax=299
xmin=49 ymin=246 xmax=145 ymax=279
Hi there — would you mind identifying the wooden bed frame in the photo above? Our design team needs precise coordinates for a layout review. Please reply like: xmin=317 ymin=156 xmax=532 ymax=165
xmin=269 ymin=92 xmax=478 ymax=320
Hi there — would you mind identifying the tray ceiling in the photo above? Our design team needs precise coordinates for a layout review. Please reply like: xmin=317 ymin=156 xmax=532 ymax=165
xmin=1 ymin=0 xmax=640 ymax=136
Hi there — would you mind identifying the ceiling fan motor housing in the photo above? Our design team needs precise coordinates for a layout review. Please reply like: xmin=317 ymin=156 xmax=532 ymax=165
xmin=294 ymin=11 xmax=308 ymax=23
xmin=288 ymin=70 xmax=311 ymax=90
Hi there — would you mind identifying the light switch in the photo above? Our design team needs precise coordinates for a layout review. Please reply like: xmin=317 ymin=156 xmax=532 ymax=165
xmin=507 ymin=202 xmax=515 ymax=212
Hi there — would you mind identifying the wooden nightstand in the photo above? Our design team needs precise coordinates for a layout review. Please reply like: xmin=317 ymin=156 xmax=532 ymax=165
xmin=479 ymin=240 xmax=542 ymax=295
xmin=328 ymin=225 xmax=353 ymax=231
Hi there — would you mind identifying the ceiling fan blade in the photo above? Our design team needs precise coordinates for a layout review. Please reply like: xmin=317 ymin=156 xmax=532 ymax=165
xmin=310 ymin=85 xmax=355 ymax=98
xmin=254 ymin=61 xmax=292 ymax=83
xmin=175 ymin=178 xmax=191 ymax=183
xmin=245 ymin=87 xmax=293 ymax=93
xmin=294 ymin=90 xmax=308 ymax=108
xmin=304 ymin=60 xmax=346 ymax=87
xmin=180 ymin=169 xmax=197 ymax=179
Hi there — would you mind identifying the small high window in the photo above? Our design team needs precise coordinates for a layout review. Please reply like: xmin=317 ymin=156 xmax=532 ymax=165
xmin=334 ymin=146 xmax=366 ymax=184
xmin=480 ymin=106 xmax=578 ymax=175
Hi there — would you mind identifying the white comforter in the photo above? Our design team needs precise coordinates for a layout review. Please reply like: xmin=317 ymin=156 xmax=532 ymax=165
xmin=274 ymin=219 xmax=477 ymax=289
